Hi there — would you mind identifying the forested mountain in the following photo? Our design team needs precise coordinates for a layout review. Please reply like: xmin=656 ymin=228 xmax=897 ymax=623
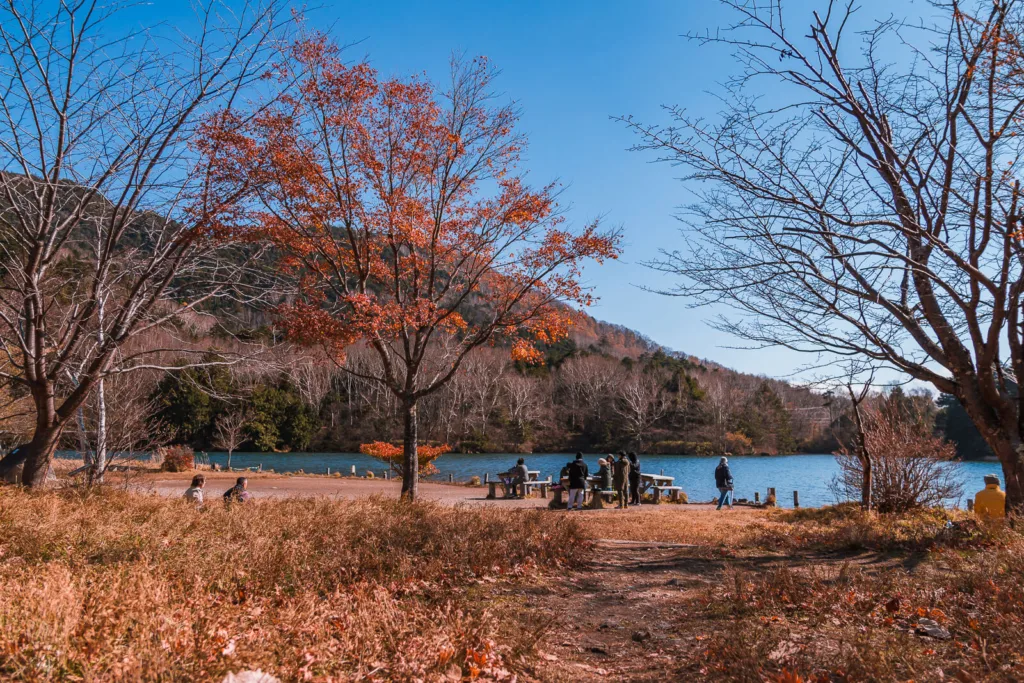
xmin=133 ymin=302 xmax=841 ymax=456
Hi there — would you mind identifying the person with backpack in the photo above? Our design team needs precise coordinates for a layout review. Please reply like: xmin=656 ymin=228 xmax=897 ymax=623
xmin=715 ymin=456 xmax=734 ymax=510
xmin=627 ymin=451 xmax=642 ymax=505
xmin=565 ymin=452 xmax=589 ymax=511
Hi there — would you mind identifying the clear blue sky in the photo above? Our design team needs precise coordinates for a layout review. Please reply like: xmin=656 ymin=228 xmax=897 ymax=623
xmin=133 ymin=0 xmax=928 ymax=378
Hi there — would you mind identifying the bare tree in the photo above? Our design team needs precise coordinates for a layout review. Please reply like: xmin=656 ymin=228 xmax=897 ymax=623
xmin=0 ymin=0 xmax=288 ymax=486
xmin=615 ymin=371 xmax=669 ymax=449
xmin=501 ymin=373 xmax=539 ymax=449
xmin=622 ymin=0 xmax=1024 ymax=510
xmin=214 ymin=409 xmax=249 ymax=470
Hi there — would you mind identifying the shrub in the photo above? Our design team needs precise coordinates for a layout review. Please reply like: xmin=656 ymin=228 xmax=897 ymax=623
xmin=831 ymin=406 xmax=962 ymax=513
xmin=724 ymin=431 xmax=754 ymax=455
xmin=359 ymin=441 xmax=450 ymax=477
xmin=157 ymin=445 xmax=194 ymax=472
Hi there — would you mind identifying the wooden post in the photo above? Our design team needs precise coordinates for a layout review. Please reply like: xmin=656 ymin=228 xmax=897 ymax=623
xmin=327 ymin=467 xmax=330 ymax=476
xmin=350 ymin=465 xmax=356 ymax=476
xmin=448 ymin=473 xmax=454 ymax=483
xmin=754 ymin=491 xmax=760 ymax=504
xmin=793 ymin=490 xmax=799 ymax=508
xmin=484 ymin=473 xmax=490 ymax=484
xmin=660 ymin=469 xmax=664 ymax=476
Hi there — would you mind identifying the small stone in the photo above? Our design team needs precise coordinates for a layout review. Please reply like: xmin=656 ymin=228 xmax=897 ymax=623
xmin=222 ymin=671 xmax=280 ymax=683
xmin=915 ymin=618 xmax=951 ymax=640
xmin=632 ymin=630 xmax=652 ymax=643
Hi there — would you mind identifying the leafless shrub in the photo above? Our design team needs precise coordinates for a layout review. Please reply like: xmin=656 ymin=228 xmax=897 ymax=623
xmin=831 ymin=407 xmax=962 ymax=513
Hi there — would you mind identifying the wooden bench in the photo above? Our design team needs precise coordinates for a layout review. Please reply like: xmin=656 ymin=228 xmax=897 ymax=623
xmin=652 ymin=485 xmax=684 ymax=503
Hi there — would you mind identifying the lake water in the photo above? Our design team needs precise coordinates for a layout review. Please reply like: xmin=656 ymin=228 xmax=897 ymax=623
xmin=178 ymin=451 xmax=999 ymax=508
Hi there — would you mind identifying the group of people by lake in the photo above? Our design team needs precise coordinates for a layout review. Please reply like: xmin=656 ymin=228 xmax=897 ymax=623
xmin=561 ymin=450 xmax=643 ymax=510
xmin=182 ymin=474 xmax=251 ymax=507
xmin=499 ymin=451 xmax=645 ymax=510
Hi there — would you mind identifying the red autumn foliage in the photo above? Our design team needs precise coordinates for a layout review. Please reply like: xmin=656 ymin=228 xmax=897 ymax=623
xmin=359 ymin=441 xmax=450 ymax=477
xmin=206 ymin=38 xmax=619 ymax=498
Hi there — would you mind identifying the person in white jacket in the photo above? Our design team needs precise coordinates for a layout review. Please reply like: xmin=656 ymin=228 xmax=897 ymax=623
xmin=183 ymin=474 xmax=206 ymax=507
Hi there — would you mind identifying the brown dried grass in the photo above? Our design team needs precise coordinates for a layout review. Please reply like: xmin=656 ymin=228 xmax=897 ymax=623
xmin=681 ymin=506 xmax=1024 ymax=681
xmin=0 ymin=487 xmax=588 ymax=681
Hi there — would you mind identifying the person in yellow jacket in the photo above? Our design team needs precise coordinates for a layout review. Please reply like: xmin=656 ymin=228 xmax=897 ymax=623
xmin=974 ymin=474 xmax=1006 ymax=519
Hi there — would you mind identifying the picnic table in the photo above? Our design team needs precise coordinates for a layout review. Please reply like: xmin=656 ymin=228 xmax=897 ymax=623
xmin=639 ymin=473 xmax=683 ymax=502
xmin=551 ymin=472 xmax=684 ymax=506
xmin=486 ymin=470 xmax=545 ymax=499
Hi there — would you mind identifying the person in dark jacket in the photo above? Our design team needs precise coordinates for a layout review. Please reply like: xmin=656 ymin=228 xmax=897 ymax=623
xmin=627 ymin=451 xmax=642 ymax=505
xmin=223 ymin=476 xmax=251 ymax=506
xmin=612 ymin=451 xmax=631 ymax=509
xmin=565 ymin=452 xmax=589 ymax=511
xmin=715 ymin=457 xmax=734 ymax=510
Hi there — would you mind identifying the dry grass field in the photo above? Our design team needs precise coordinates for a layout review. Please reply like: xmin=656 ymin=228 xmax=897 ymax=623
xmin=1 ymin=485 xmax=1022 ymax=681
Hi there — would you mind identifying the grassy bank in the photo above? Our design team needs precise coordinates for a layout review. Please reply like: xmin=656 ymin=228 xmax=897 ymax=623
xmin=0 ymin=488 xmax=588 ymax=681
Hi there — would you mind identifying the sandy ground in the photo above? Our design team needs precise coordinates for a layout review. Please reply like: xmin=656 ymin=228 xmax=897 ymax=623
xmin=138 ymin=470 xmax=721 ymax=512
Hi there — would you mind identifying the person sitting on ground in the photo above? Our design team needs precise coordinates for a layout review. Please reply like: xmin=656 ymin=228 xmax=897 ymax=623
xmin=223 ymin=476 xmax=251 ymax=506
xmin=627 ymin=451 xmax=642 ymax=506
xmin=596 ymin=457 xmax=612 ymax=491
xmin=612 ymin=451 xmax=631 ymax=509
xmin=715 ymin=456 xmax=734 ymax=510
xmin=183 ymin=474 xmax=206 ymax=507
xmin=565 ymin=452 xmax=589 ymax=511
xmin=974 ymin=474 xmax=1006 ymax=519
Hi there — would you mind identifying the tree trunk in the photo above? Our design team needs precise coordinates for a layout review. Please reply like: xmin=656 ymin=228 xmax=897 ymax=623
xmin=401 ymin=399 xmax=418 ymax=501
xmin=22 ymin=413 xmax=63 ymax=488
xmin=93 ymin=375 xmax=107 ymax=484
xmin=957 ymin=394 xmax=1022 ymax=512
xmin=995 ymin=440 xmax=1024 ymax=513
xmin=93 ymin=294 xmax=108 ymax=483
xmin=848 ymin=385 xmax=872 ymax=511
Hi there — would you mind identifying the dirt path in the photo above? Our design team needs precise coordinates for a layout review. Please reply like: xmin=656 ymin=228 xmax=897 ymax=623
xmin=512 ymin=539 xmax=722 ymax=681
xmin=518 ymin=538 xmax=905 ymax=682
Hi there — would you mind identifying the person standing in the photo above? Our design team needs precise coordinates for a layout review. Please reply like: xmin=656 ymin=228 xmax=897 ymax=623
xmin=565 ymin=452 xmax=589 ymax=511
xmin=612 ymin=451 xmax=631 ymax=509
xmin=627 ymin=451 xmax=642 ymax=505
xmin=974 ymin=474 xmax=1006 ymax=519
xmin=596 ymin=457 xmax=612 ymax=490
xmin=715 ymin=457 xmax=734 ymax=510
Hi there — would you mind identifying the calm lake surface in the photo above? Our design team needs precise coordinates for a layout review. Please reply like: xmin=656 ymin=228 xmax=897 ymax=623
xmin=185 ymin=451 xmax=998 ymax=508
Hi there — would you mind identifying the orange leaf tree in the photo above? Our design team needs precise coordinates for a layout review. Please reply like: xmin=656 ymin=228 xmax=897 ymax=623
xmin=360 ymin=441 xmax=450 ymax=478
xmin=219 ymin=39 xmax=620 ymax=500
